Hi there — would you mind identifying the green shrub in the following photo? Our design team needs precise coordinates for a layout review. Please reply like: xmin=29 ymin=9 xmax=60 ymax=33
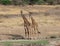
xmin=36 ymin=0 xmax=45 ymax=4
xmin=23 ymin=0 xmax=29 ymax=4
xmin=23 ymin=0 xmax=43 ymax=5
xmin=0 ymin=0 xmax=59 ymax=5
xmin=0 ymin=0 xmax=11 ymax=5
xmin=46 ymin=0 xmax=54 ymax=5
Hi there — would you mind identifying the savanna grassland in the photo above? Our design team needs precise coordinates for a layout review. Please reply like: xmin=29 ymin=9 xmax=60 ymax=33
xmin=0 ymin=5 xmax=60 ymax=40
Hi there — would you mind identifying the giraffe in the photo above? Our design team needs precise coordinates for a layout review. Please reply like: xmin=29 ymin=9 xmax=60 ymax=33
xmin=29 ymin=12 xmax=41 ymax=39
xmin=20 ymin=10 xmax=31 ymax=39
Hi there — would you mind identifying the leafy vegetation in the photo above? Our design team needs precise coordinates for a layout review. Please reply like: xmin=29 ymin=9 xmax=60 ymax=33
xmin=0 ymin=0 xmax=11 ymax=5
xmin=3 ymin=42 xmax=12 ymax=46
xmin=0 ymin=40 xmax=49 ymax=44
xmin=0 ymin=40 xmax=49 ymax=46
xmin=0 ymin=0 xmax=60 ymax=5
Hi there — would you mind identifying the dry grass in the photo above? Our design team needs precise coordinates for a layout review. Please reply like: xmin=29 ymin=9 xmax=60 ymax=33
xmin=0 ymin=5 xmax=60 ymax=40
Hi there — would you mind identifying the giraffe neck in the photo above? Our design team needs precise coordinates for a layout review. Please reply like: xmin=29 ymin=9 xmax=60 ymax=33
xmin=21 ymin=14 xmax=31 ymax=26
xmin=29 ymin=12 xmax=35 ymax=24
xmin=21 ymin=11 xmax=31 ymax=26
xmin=21 ymin=10 xmax=28 ymax=22
xmin=30 ymin=16 xmax=36 ymax=24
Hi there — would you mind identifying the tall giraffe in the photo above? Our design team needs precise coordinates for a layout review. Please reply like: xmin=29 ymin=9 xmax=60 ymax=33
xmin=29 ymin=12 xmax=41 ymax=39
xmin=20 ymin=10 xmax=31 ymax=39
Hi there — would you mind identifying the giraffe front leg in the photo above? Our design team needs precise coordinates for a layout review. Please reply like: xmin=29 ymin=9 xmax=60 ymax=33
xmin=26 ymin=27 xmax=30 ymax=39
xmin=24 ymin=27 xmax=28 ymax=39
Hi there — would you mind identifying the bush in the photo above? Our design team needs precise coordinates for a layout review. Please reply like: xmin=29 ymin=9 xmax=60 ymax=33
xmin=36 ymin=0 xmax=45 ymax=4
xmin=45 ymin=0 xmax=55 ymax=5
xmin=0 ymin=0 xmax=11 ymax=5
xmin=23 ymin=0 xmax=29 ymax=4
xmin=23 ymin=0 xmax=44 ymax=5
xmin=0 ymin=0 xmax=60 ymax=5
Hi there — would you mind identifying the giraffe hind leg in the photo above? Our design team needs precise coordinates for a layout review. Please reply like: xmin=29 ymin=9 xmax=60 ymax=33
xmin=36 ymin=27 xmax=41 ymax=39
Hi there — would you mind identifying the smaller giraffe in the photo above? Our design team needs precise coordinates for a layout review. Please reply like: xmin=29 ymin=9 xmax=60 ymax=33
xmin=29 ymin=12 xmax=41 ymax=39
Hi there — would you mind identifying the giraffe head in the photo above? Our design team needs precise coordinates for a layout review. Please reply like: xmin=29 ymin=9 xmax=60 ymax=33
xmin=21 ymin=10 xmax=23 ymax=15
xmin=29 ymin=12 xmax=33 ymax=17
xmin=20 ymin=10 xmax=25 ymax=16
